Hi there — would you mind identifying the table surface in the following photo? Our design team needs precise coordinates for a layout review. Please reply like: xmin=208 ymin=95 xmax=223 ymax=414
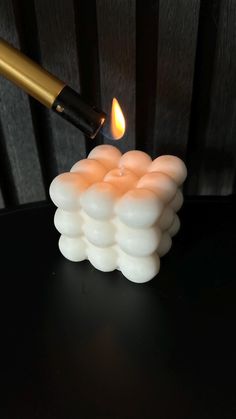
xmin=1 ymin=197 xmax=236 ymax=419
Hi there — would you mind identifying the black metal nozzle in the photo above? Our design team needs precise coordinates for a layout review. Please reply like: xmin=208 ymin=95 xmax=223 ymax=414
xmin=52 ymin=86 xmax=106 ymax=139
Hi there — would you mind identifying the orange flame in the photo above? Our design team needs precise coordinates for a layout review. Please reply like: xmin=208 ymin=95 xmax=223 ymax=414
xmin=110 ymin=97 xmax=126 ymax=140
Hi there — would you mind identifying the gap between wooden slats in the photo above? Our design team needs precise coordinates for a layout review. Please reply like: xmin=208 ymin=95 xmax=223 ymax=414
xmin=0 ymin=0 xmax=46 ymax=205
xmin=0 ymin=189 xmax=4 ymax=209
xmin=187 ymin=0 xmax=236 ymax=195
xmin=96 ymin=0 xmax=136 ymax=152
xmin=153 ymin=0 xmax=200 ymax=159
xmin=34 ymin=0 xmax=87 ymax=174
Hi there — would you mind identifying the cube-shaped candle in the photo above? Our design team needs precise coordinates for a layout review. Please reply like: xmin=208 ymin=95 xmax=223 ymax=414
xmin=50 ymin=145 xmax=187 ymax=283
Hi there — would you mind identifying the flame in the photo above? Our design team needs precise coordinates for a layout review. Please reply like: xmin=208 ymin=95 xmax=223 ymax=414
xmin=110 ymin=97 xmax=126 ymax=140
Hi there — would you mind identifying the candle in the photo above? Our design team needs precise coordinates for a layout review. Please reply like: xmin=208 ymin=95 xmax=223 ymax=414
xmin=50 ymin=144 xmax=187 ymax=283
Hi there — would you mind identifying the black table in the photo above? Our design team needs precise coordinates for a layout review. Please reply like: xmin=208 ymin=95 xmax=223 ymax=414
xmin=1 ymin=198 xmax=236 ymax=419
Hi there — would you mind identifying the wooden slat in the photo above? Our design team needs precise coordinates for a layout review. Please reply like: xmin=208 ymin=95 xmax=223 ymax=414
xmin=184 ymin=0 xmax=221 ymax=196
xmin=0 ymin=120 xmax=18 ymax=206
xmin=96 ymin=0 xmax=136 ymax=152
xmin=12 ymin=0 xmax=59 ymax=189
xmin=34 ymin=0 xmax=86 ymax=173
xmin=136 ymin=0 xmax=159 ymax=157
xmin=195 ymin=0 xmax=236 ymax=195
xmin=153 ymin=0 xmax=200 ymax=158
xmin=0 ymin=0 xmax=46 ymax=204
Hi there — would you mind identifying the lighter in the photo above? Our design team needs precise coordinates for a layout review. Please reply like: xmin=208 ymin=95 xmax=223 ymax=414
xmin=0 ymin=38 xmax=106 ymax=139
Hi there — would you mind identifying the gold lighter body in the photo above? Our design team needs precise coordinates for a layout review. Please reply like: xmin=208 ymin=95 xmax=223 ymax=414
xmin=0 ymin=38 xmax=65 ymax=108
xmin=0 ymin=38 xmax=106 ymax=138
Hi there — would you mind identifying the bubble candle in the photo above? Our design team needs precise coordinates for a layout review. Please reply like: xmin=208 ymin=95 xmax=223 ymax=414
xmin=50 ymin=145 xmax=187 ymax=283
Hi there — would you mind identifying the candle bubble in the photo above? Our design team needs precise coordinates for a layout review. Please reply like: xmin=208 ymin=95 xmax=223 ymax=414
xmin=88 ymin=144 xmax=122 ymax=170
xmin=148 ymin=155 xmax=187 ymax=186
xmin=54 ymin=208 xmax=83 ymax=237
xmin=87 ymin=243 xmax=117 ymax=272
xmin=80 ymin=182 xmax=119 ymax=220
xmin=59 ymin=235 xmax=87 ymax=262
xmin=157 ymin=233 xmax=172 ymax=257
xmin=169 ymin=190 xmax=184 ymax=212
xmin=158 ymin=206 xmax=175 ymax=230
xmin=115 ymin=188 xmax=164 ymax=228
xmin=70 ymin=158 xmax=107 ymax=183
xmin=168 ymin=215 xmax=180 ymax=237
xmin=119 ymin=150 xmax=152 ymax=177
xmin=137 ymin=172 xmax=177 ymax=203
xmin=49 ymin=173 xmax=89 ymax=211
xmin=118 ymin=252 xmax=160 ymax=283
xmin=116 ymin=224 xmax=162 ymax=257
xmin=83 ymin=218 xmax=115 ymax=247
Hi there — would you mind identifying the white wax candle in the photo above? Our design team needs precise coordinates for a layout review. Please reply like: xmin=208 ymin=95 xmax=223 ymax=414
xmin=50 ymin=144 xmax=187 ymax=283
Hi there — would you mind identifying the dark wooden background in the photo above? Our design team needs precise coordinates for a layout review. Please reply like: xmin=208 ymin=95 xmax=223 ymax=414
xmin=0 ymin=0 xmax=235 ymax=209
